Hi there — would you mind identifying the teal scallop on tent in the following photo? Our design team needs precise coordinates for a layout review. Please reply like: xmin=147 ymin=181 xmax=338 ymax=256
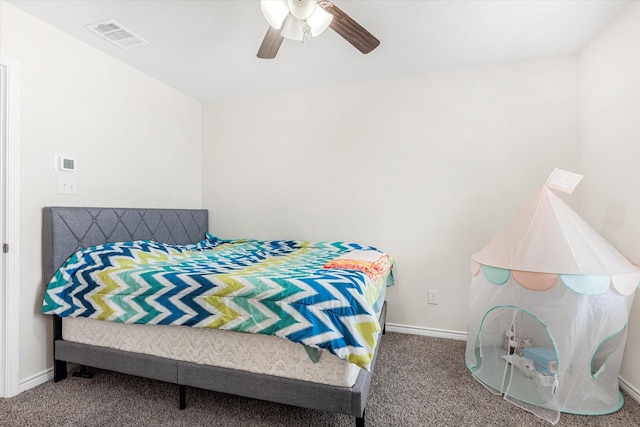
xmin=465 ymin=171 xmax=640 ymax=425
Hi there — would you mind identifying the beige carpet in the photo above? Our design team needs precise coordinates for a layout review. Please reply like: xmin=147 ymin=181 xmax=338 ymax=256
xmin=2 ymin=333 xmax=639 ymax=426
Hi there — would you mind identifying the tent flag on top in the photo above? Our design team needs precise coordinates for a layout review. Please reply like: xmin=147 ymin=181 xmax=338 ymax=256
xmin=472 ymin=169 xmax=640 ymax=287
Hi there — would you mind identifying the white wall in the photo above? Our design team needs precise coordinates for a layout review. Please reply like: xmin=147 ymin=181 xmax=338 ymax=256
xmin=0 ymin=2 xmax=202 ymax=381
xmin=579 ymin=1 xmax=640 ymax=394
xmin=202 ymin=56 xmax=581 ymax=333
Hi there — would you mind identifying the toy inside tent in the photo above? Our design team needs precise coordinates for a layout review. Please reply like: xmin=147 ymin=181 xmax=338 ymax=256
xmin=465 ymin=169 xmax=640 ymax=425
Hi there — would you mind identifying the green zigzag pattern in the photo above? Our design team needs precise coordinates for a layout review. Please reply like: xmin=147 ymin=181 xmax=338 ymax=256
xmin=42 ymin=237 xmax=393 ymax=370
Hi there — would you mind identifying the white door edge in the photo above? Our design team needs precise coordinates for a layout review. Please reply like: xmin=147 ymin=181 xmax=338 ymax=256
xmin=0 ymin=53 xmax=21 ymax=398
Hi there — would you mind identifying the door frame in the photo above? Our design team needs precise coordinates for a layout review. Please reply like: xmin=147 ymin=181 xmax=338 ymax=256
xmin=0 ymin=53 xmax=21 ymax=398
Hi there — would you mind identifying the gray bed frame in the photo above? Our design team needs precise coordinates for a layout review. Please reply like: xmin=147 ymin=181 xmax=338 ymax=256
xmin=43 ymin=207 xmax=386 ymax=426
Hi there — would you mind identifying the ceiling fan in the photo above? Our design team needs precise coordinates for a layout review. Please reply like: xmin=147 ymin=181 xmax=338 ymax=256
xmin=257 ymin=0 xmax=380 ymax=59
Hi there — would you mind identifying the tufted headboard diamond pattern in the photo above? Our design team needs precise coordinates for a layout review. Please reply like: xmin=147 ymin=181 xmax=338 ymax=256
xmin=43 ymin=207 xmax=208 ymax=283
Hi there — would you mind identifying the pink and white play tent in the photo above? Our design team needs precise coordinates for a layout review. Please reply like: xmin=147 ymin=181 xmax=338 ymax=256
xmin=465 ymin=171 xmax=640 ymax=424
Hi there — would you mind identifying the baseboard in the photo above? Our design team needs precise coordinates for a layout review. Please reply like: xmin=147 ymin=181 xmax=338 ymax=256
xmin=18 ymin=368 xmax=53 ymax=393
xmin=385 ymin=322 xmax=467 ymax=341
xmin=619 ymin=376 xmax=640 ymax=404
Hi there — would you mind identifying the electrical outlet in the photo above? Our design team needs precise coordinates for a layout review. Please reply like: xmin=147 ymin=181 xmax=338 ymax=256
xmin=428 ymin=290 xmax=439 ymax=305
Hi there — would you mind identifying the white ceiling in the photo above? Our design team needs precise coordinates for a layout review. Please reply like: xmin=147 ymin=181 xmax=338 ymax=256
xmin=8 ymin=0 xmax=631 ymax=103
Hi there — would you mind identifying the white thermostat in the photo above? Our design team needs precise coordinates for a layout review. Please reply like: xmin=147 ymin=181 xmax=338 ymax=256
xmin=56 ymin=156 xmax=76 ymax=172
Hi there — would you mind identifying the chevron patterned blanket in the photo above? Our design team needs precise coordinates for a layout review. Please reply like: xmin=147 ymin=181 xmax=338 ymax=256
xmin=42 ymin=236 xmax=393 ymax=370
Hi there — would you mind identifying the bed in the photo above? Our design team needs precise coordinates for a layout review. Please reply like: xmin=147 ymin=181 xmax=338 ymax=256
xmin=42 ymin=207 xmax=390 ymax=427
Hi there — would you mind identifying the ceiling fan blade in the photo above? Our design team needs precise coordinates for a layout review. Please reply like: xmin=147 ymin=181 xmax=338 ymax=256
xmin=320 ymin=2 xmax=380 ymax=54
xmin=257 ymin=26 xmax=284 ymax=59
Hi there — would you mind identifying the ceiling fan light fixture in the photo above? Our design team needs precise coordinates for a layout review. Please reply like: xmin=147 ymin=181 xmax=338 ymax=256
xmin=288 ymin=0 xmax=317 ymax=20
xmin=257 ymin=0 xmax=380 ymax=58
xmin=307 ymin=5 xmax=332 ymax=37
xmin=261 ymin=0 xmax=289 ymax=29
xmin=280 ymin=13 xmax=304 ymax=41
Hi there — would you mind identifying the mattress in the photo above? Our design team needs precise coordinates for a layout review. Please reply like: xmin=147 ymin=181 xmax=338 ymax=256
xmin=63 ymin=318 xmax=359 ymax=386
xmin=63 ymin=285 xmax=388 ymax=387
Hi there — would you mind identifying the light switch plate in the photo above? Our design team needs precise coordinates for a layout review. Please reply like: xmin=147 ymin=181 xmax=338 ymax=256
xmin=58 ymin=177 xmax=78 ymax=194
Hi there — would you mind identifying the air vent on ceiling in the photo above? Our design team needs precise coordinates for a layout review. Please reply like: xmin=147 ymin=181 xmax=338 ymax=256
xmin=85 ymin=20 xmax=148 ymax=49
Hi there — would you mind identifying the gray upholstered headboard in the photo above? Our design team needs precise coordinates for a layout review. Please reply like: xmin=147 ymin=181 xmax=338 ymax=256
xmin=43 ymin=207 xmax=208 ymax=283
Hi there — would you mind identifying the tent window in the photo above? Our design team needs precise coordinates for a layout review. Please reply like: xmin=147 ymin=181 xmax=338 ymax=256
xmin=591 ymin=325 xmax=627 ymax=379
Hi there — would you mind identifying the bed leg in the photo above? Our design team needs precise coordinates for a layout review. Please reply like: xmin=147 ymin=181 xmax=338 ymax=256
xmin=356 ymin=410 xmax=365 ymax=427
xmin=53 ymin=359 xmax=67 ymax=382
xmin=72 ymin=365 xmax=94 ymax=379
xmin=179 ymin=385 xmax=186 ymax=410
xmin=53 ymin=315 xmax=67 ymax=382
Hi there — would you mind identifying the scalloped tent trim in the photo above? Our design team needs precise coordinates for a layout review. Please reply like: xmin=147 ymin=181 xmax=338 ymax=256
xmin=472 ymin=187 xmax=638 ymax=275
xmin=471 ymin=260 xmax=640 ymax=296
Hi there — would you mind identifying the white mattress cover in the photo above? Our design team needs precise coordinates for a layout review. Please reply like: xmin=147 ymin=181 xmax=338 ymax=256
xmin=63 ymin=318 xmax=362 ymax=387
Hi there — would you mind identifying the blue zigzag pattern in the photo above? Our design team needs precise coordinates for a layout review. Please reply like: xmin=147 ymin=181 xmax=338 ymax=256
xmin=42 ymin=236 xmax=392 ymax=370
